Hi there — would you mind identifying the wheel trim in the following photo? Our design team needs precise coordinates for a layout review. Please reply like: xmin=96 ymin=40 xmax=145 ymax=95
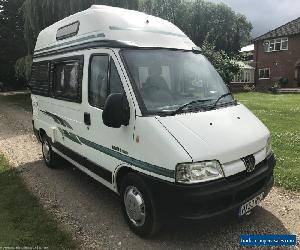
xmin=124 ymin=186 xmax=146 ymax=227
xmin=42 ymin=140 xmax=51 ymax=163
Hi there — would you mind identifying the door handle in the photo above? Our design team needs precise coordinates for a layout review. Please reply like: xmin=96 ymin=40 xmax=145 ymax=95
xmin=84 ymin=112 xmax=91 ymax=126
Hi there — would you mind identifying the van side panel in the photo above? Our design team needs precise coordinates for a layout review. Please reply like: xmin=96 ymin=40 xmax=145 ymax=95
xmin=32 ymin=48 xmax=192 ymax=193
xmin=32 ymin=51 xmax=117 ymax=189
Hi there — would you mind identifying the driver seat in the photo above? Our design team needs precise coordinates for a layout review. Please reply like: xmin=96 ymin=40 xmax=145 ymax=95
xmin=144 ymin=65 xmax=170 ymax=91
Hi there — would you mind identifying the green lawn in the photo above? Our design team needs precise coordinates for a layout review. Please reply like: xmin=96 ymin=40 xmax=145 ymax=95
xmin=0 ymin=154 xmax=78 ymax=249
xmin=235 ymin=93 xmax=300 ymax=191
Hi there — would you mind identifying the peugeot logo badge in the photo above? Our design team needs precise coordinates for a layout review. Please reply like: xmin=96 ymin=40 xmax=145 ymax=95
xmin=242 ymin=155 xmax=256 ymax=173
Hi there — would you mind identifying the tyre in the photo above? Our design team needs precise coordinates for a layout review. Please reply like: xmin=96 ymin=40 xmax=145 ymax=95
xmin=41 ymin=135 xmax=61 ymax=168
xmin=120 ymin=173 xmax=160 ymax=237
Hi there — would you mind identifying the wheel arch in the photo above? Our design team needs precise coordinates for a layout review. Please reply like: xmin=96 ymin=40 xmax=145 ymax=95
xmin=115 ymin=165 xmax=136 ymax=193
xmin=38 ymin=128 xmax=47 ymax=142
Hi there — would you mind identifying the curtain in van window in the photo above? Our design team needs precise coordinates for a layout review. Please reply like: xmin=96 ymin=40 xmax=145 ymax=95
xmin=65 ymin=62 xmax=79 ymax=99
xmin=54 ymin=63 xmax=65 ymax=95
xmin=53 ymin=61 xmax=79 ymax=101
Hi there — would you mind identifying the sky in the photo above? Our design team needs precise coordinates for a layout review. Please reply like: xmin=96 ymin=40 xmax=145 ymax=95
xmin=209 ymin=0 xmax=300 ymax=39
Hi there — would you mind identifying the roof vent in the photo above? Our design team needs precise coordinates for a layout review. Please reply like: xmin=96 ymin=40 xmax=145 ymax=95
xmin=56 ymin=21 xmax=80 ymax=41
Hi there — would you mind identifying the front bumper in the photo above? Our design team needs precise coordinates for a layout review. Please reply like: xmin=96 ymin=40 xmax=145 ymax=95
xmin=143 ymin=153 xmax=276 ymax=220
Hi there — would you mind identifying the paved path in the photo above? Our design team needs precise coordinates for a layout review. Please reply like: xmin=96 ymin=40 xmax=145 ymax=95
xmin=0 ymin=90 xmax=30 ymax=96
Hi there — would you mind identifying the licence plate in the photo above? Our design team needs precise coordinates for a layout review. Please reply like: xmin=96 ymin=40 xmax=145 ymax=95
xmin=239 ymin=192 xmax=264 ymax=216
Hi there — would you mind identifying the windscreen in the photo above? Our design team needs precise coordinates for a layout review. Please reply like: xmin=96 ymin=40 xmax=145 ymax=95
xmin=122 ymin=49 xmax=233 ymax=114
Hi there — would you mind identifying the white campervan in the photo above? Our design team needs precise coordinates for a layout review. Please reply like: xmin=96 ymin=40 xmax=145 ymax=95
xmin=31 ymin=5 xmax=275 ymax=237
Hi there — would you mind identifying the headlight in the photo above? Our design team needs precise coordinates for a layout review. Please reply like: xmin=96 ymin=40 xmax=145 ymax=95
xmin=176 ymin=160 xmax=224 ymax=184
xmin=266 ymin=136 xmax=272 ymax=156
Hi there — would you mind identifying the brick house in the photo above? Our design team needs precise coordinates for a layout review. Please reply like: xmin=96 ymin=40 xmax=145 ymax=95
xmin=253 ymin=17 xmax=300 ymax=90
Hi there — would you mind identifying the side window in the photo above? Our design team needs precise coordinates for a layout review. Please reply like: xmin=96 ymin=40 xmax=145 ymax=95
xmin=89 ymin=55 xmax=109 ymax=109
xmin=52 ymin=58 xmax=82 ymax=102
xmin=109 ymin=61 xmax=124 ymax=94
xmin=89 ymin=55 xmax=124 ymax=109
xmin=30 ymin=61 xmax=50 ymax=96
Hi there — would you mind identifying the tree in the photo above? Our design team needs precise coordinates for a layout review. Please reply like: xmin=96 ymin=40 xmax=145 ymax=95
xmin=201 ymin=40 xmax=240 ymax=84
xmin=141 ymin=0 xmax=252 ymax=54
xmin=140 ymin=0 xmax=186 ymax=24
xmin=0 ymin=0 xmax=26 ymax=87
xmin=15 ymin=55 xmax=32 ymax=82
xmin=22 ymin=0 xmax=140 ymax=53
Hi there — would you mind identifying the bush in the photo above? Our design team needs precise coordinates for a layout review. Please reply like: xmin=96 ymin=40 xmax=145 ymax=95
xmin=243 ymin=84 xmax=255 ymax=92
xmin=15 ymin=55 xmax=33 ymax=82
xmin=279 ymin=77 xmax=289 ymax=86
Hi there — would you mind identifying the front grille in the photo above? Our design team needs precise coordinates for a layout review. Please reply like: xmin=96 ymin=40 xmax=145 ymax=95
xmin=242 ymin=154 xmax=256 ymax=172
xmin=227 ymin=159 xmax=267 ymax=183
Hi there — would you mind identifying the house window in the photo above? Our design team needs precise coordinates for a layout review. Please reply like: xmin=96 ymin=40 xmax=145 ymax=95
xmin=232 ymin=69 xmax=254 ymax=83
xmin=263 ymin=41 xmax=270 ymax=52
xmin=264 ymin=38 xmax=288 ymax=52
xmin=281 ymin=38 xmax=288 ymax=50
xmin=259 ymin=68 xmax=270 ymax=79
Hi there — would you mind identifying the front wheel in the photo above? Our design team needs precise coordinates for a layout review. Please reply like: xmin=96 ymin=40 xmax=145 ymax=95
xmin=120 ymin=173 xmax=160 ymax=237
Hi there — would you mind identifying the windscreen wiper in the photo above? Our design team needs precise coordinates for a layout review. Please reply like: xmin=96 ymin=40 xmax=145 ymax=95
xmin=210 ymin=93 xmax=234 ymax=110
xmin=171 ymin=99 xmax=213 ymax=115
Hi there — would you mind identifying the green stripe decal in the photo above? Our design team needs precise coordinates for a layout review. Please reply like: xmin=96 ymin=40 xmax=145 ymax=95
xmin=62 ymin=133 xmax=174 ymax=178
xmin=41 ymin=110 xmax=73 ymax=129
xmin=41 ymin=110 xmax=174 ymax=178
xmin=64 ymin=130 xmax=82 ymax=145
xmin=77 ymin=136 xmax=175 ymax=179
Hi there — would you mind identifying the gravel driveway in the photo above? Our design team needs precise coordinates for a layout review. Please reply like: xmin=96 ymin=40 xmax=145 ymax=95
xmin=0 ymin=95 xmax=299 ymax=249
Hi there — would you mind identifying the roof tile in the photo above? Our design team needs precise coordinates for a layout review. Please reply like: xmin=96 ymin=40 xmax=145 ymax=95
xmin=253 ymin=17 xmax=300 ymax=41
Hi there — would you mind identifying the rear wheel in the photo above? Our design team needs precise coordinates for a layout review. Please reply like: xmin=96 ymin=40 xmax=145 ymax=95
xmin=120 ymin=173 xmax=160 ymax=237
xmin=41 ymin=135 xmax=60 ymax=168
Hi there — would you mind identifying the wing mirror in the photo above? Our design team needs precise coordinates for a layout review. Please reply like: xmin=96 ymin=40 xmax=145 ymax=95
xmin=102 ymin=93 xmax=130 ymax=128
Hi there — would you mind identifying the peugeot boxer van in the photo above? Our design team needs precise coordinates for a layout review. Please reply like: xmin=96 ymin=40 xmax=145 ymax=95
xmin=31 ymin=5 xmax=275 ymax=237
